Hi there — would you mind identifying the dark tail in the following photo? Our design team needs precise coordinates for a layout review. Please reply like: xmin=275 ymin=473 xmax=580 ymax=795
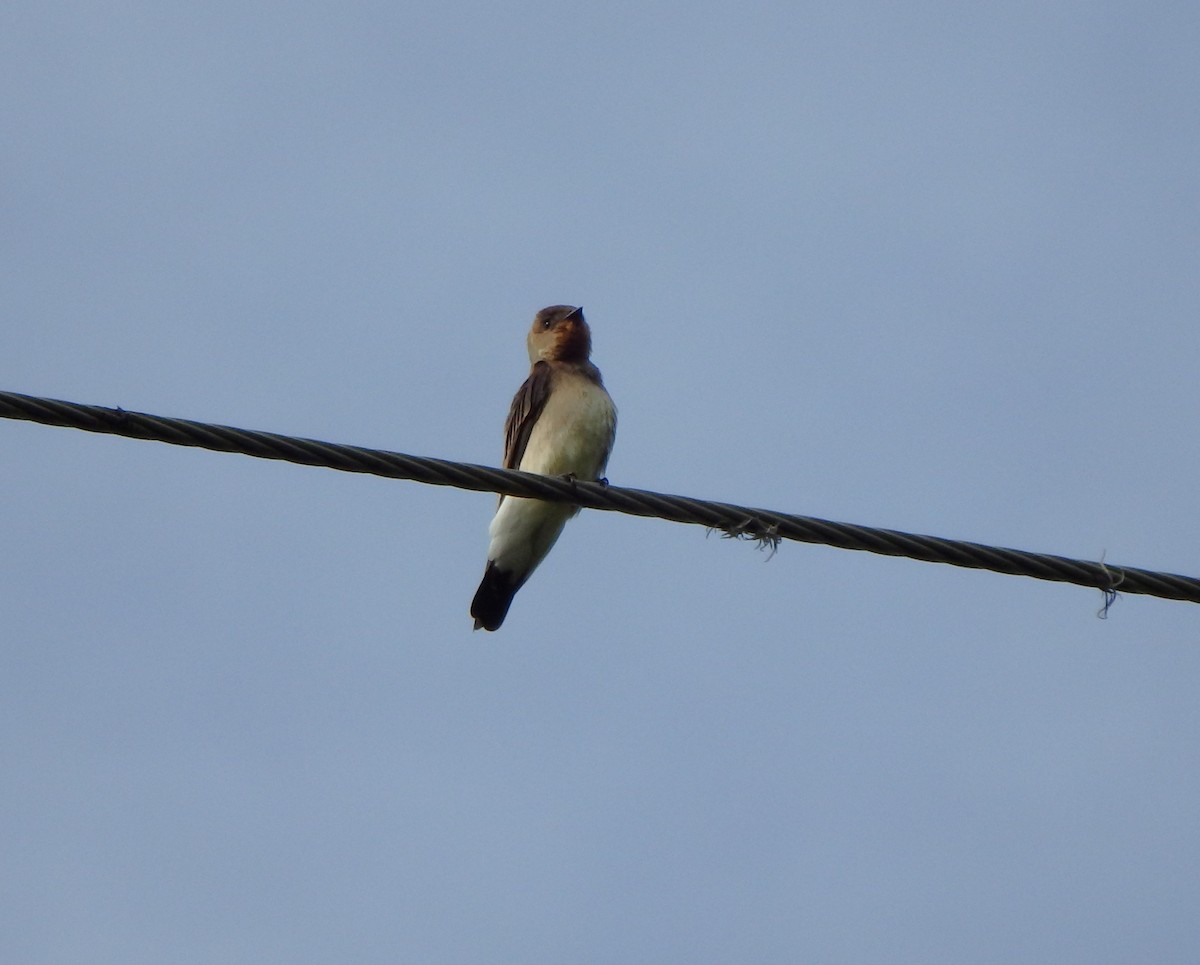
xmin=470 ymin=562 xmax=520 ymax=631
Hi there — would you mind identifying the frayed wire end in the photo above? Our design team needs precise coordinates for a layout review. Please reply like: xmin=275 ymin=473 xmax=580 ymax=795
xmin=708 ymin=517 xmax=782 ymax=561
xmin=1096 ymin=553 xmax=1125 ymax=619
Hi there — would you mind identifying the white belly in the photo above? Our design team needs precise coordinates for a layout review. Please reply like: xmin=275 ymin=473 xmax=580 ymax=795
xmin=487 ymin=370 xmax=616 ymax=580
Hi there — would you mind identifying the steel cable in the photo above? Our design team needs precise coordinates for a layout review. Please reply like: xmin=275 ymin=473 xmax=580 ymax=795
xmin=2 ymin=388 xmax=1196 ymax=605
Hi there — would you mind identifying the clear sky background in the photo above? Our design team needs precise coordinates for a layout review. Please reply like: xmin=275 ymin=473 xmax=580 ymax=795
xmin=3 ymin=2 xmax=1198 ymax=962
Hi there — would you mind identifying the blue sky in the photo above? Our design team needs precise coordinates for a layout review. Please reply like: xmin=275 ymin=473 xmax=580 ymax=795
xmin=3 ymin=2 xmax=1199 ymax=962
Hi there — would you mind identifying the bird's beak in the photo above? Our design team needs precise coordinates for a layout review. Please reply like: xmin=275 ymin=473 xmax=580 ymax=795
xmin=565 ymin=306 xmax=584 ymax=321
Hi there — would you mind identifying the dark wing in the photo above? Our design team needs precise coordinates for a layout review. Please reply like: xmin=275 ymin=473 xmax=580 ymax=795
xmin=502 ymin=361 xmax=553 ymax=470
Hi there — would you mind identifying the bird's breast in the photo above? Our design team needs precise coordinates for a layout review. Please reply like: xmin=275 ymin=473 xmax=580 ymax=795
xmin=519 ymin=371 xmax=616 ymax=480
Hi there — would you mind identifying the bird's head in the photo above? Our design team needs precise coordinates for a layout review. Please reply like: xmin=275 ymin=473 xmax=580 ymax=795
xmin=527 ymin=305 xmax=591 ymax=364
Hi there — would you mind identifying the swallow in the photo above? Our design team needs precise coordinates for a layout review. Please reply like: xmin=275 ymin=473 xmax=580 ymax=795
xmin=470 ymin=305 xmax=617 ymax=631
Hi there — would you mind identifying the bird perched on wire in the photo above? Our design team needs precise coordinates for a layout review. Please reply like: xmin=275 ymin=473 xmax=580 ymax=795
xmin=470 ymin=305 xmax=617 ymax=631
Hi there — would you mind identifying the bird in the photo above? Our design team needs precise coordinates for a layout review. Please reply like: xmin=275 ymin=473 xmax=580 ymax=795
xmin=470 ymin=305 xmax=617 ymax=631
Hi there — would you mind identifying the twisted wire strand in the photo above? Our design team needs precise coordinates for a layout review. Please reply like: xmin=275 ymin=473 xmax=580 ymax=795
xmin=2 ymin=388 xmax=1197 ymax=605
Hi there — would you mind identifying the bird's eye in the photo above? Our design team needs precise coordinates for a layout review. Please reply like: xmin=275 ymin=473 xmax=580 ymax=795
xmin=541 ymin=318 xmax=552 ymax=330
